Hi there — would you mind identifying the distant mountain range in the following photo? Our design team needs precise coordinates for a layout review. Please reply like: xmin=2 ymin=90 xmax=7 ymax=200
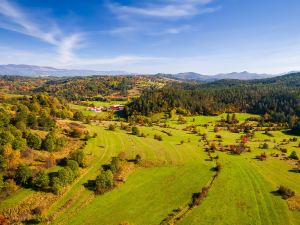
xmin=0 ymin=64 xmax=279 ymax=81
xmin=168 ymin=71 xmax=276 ymax=81
xmin=0 ymin=64 xmax=131 ymax=76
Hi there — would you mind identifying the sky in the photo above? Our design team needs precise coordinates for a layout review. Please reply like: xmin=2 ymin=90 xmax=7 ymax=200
xmin=0 ymin=0 xmax=300 ymax=74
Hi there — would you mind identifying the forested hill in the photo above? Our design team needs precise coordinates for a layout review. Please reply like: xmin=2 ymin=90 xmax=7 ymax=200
xmin=127 ymin=73 xmax=300 ymax=132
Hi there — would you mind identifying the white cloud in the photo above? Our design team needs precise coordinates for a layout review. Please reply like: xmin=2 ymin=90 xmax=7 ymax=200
xmin=108 ymin=0 xmax=218 ymax=18
xmin=0 ymin=0 xmax=82 ymax=64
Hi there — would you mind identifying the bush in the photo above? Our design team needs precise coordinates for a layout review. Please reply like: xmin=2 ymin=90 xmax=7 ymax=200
xmin=262 ymin=143 xmax=269 ymax=149
xmin=277 ymin=186 xmax=295 ymax=199
xmin=70 ymin=149 xmax=86 ymax=167
xmin=290 ymin=151 xmax=299 ymax=160
xmin=110 ymin=157 xmax=120 ymax=174
xmin=108 ymin=124 xmax=116 ymax=131
xmin=43 ymin=133 xmax=56 ymax=151
xmin=50 ymin=177 xmax=63 ymax=194
xmin=66 ymin=160 xmax=79 ymax=175
xmin=135 ymin=154 xmax=141 ymax=164
xmin=73 ymin=111 xmax=84 ymax=121
xmin=14 ymin=164 xmax=32 ymax=186
xmin=12 ymin=138 xmax=27 ymax=151
xmin=57 ymin=167 xmax=75 ymax=186
xmin=131 ymin=127 xmax=140 ymax=136
xmin=27 ymin=133 xmax=42 ymax=149
xmin=154 ymin=134 xmax=163 ymax=141
xmin=95 ymin=170 xmax=114 ymax=194
xmin=32 ymin=171 xmax=49 ymax=190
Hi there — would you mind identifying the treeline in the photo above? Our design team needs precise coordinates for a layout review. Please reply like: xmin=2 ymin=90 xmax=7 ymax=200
xmin=127 ymin=73 xmax=300 ymax=133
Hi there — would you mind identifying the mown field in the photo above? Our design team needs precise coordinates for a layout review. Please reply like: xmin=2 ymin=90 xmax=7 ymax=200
xmin=1 ymin=112 xmax=299 ymax=225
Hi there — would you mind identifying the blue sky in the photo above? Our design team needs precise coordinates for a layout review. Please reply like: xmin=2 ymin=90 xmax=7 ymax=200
xmin=0 ymin=0 xmax=300 ymax=74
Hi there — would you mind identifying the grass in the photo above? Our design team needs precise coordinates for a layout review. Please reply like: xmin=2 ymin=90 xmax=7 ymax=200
xmin=2 ymin=113 xmax=299 ymax=225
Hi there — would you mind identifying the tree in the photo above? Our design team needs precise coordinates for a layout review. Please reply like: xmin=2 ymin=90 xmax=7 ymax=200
xmin=226 ymin=113 xmax=230 ymax=123
xmin=0 ymin=109 xmax=10 ymax=127
xmin=38 ymin=115 xmax=56 ymax=130
xmin=0 ymin=131 xmax=14 ymax=146
xmin=15 ymin=164 xmax=32 ymax=186
xmin=66 ymin=160 xmax=79 ymax=175
xmin=290 ymin=151 xmax=299 ymax=160
xmin=12 ymin=138 xmax=27 ymax=151
xmin=291 ymin=122 xmax=300 ymax=135
xmin=108 ymin=124 xmax=116 ymax=131
xmin=131 ymin=127 xmax=140 ymax=136
xmin=51 ymin=177 xmax=62 ymax=194
xmin=43 ymin=133 xmax=56 ymax=152
xmin=32 ymin=171 xmax=49 ymax=190
xmin=110 ymin=157 xmax=120 ymax=174
xmin=70 ymin=149 xmax=86 ymax=167
xmin=135 ymin=154 xmax=141 ymax=164
xmin=57 ymin=167 xmax=75 ymax=186
xmin=0 ymin=175 xmax=4 ymax=191
xmin=27 ymin=114 xmax=38 ymax=129
xmin=27 ymin=133 xmax=42 ymax=150
xmin=262 ymin=143 xmax=269 ymax=149
xmin=73 ymin=111 xmax=84 ymax=121
xmin=95 ymin=170 xmax=114 ymax=194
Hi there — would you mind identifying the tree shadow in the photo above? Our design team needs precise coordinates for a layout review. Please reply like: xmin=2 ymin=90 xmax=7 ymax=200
xmin=270 ymin=190 xmax=281 ymax=197
xmin=288 ymin=169 xmax=300 ymax=173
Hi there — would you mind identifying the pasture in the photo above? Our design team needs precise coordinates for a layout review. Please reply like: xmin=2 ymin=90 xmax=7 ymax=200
xmin=1 ymin=113 xmax=299 ymax=225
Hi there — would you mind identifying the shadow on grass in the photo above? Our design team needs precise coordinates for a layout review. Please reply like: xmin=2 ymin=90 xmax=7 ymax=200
xmin=288 ymin=169 xmax=300 ymax=173
xmin=270 ymin=190 xmax=281 ymax=197
xmin=23 ymin=219 xmax=39 ymax=225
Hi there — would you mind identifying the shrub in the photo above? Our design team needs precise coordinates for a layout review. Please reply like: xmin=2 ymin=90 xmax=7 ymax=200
xmin=32 ymin=171 xmax=49 ymax=190
xmin=50 ymin=177 xmax=63 ymax=194
xmin=27 ymin=133 xmax=42 ymax=150
xmin=215 ymin=161 xmax=222 ymax=171
xmin=135 ymin=154 xmax=142 ymax=164
xmin=131 ymin=127 xmax=140 ymax=136
xmin=70 ymin=149 xmax=86 ymax=167
xmin=154 ymin=134 xmax=163 ymax=141
xmin=110 ymin=157 xmax=120 ymax=174
xmin=14 ymin=164 xmax=32 ymax=186
xmin=95 ymin=170 xmax=114 ymax=194
xmin=57 ymin=167 xmax=75 ymax=186
xmin=42 ymin=133 xmax=56 ymax=152
xmin=290 ymin=151 xmax=299 ymax=160
xmin=73 ymin=111 xmax=84 ymax=121
xmin=108 ymin=124 xmax=116 ymax=131
xmin=66 ymin=160 xmax=79 ymax=175
xmin=12 ymin=138 xmax=27 ymax=151
xmin=262 ymin=143 xmax=269 ymax=149
xmin=277 ymin=186 xmax=295 ymax=199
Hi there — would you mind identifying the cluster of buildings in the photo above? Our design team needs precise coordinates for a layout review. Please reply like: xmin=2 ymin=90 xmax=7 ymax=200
xmin=87 ymin=104 xmax=125 ymax=112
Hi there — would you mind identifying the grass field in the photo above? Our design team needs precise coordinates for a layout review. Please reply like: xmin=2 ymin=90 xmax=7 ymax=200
xmin=1 ymin=113 xmax=299 ymax=225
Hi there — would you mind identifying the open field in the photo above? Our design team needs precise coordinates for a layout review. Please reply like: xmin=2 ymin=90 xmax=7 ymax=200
xmin=1 ymin=113 xmax=299 ymax=225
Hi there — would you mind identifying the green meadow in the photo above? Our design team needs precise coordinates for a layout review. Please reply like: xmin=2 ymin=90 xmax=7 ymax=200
xmin=1 ymin=112 xmax=299 ymax=225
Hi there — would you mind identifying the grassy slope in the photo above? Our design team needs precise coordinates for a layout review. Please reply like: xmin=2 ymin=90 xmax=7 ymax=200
xmin=2 ymin=112 xmax=298 ymax=225
xmin=50 ymin=114 xmax=299 ymax=225
xmin=48 ymin=123 xmax=214 ymax=225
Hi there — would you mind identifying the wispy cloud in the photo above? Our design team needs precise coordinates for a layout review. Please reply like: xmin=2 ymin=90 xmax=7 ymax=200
xmin=108 ymin=0 xmax=218 ymax=18
xmin=0 ymin=0 xmax=82 ymax=64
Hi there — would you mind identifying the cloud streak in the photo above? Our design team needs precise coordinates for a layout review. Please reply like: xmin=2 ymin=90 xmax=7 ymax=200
xmin=108 ymin=0 xmax=218 ymax=18
xmin=0 ymin=0 xmax=82 ymax=64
